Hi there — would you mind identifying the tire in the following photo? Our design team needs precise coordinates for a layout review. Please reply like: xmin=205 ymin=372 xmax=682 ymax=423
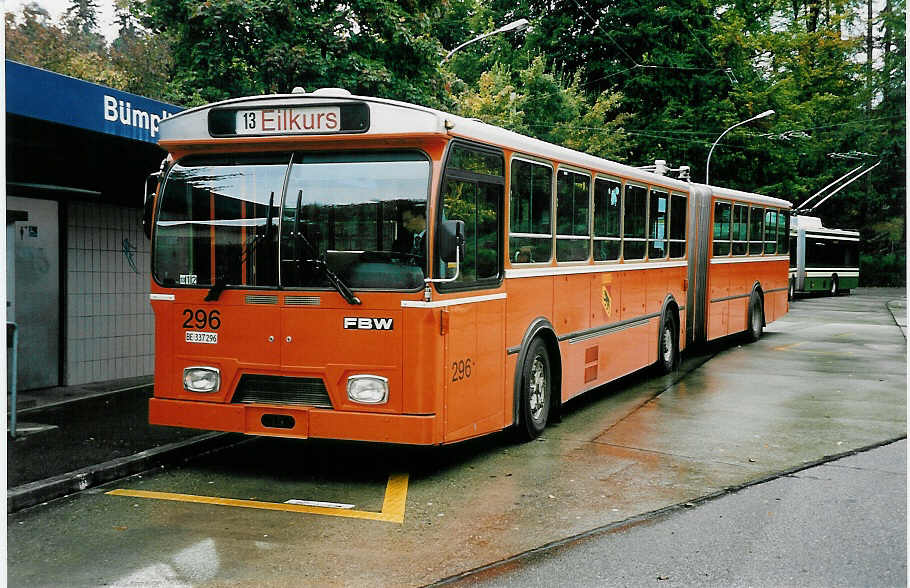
xmin=516 ymin=338 xmax=551 ymax=441
xmin=830 ymin=276 xmax=839 ymax=296
xmin=788 ymin=279 xmax=795 ymax=301
xmin=656 ymin=312 xmax=678 ymax=375
xmin=746 ymin=294 xmax=764 ymax=342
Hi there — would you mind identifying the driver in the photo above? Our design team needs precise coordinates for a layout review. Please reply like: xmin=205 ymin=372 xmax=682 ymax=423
xmin=395 ymin=204 xmax=427 ymax=265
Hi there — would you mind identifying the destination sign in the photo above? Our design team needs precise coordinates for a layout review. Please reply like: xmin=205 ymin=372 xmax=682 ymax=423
xmin=208 ymin=102 xmax=370 ymax=137
xmin=235 ymin=106 xmax=341 ymax=135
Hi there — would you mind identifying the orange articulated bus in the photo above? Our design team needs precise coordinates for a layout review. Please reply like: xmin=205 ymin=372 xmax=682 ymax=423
xmin=144 ymin=89 xmax=791 ymax=445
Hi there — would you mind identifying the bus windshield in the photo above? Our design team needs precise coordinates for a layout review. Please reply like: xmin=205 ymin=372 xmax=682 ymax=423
xmin=153 ymin=151 xmax=431 ymax=291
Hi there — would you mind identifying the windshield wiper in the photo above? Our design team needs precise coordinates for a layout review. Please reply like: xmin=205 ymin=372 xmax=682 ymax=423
xmin=319 ymin=260 xmax=361 ymax=305
xmin=205 ymin=192 xmax=275 ymax=301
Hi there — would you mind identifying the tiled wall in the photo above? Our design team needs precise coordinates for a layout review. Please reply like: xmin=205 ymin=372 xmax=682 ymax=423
xmin=65 ymin=202 xmax=154 ymax=385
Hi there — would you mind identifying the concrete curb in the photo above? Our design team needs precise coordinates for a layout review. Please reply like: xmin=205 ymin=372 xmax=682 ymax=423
xmin=886 ymin=299 xmax=907 ymax=339
xmin=7 ymin=432 xmax=241 ymax=514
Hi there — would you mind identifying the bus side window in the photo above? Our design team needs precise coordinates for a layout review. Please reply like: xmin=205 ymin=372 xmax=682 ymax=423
xmin=556 ymin=169 xmax=591 ymax=262
xmin=648 ymin=189 xmax=669 ymax=259
xmin=732 ymin=204 xmax=748 ymax=255
xmin=623 ymin=184 xmax=647 ymax=260
xmin=777 ymin=209 xmax=789 ymax=254
xmin=593 ymin=177 xmax=621 ymax=261
xmin=668 ymin=193 xmax=687 ymax=258
xmin=764 ymin=209 xmax=778 ymax=254
xmin=749 ymin=206 xmax=764 ymax=255
xmin=713 ymin=201 xmax=732 ymax=256
xmin=509 ymin=159 xmax=552 ymax=264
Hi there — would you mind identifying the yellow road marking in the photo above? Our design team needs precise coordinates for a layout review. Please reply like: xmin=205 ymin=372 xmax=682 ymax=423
xmin=107 ymin=473 xmax=409 ymax=524
xmin=773 ymin=341 xmax=852 ymax=356
xmin=773 ymin=342 xmax=805 ymax=351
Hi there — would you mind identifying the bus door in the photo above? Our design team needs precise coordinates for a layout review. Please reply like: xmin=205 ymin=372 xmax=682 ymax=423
xmin=437 ymin=143 xmax=506 ymax=442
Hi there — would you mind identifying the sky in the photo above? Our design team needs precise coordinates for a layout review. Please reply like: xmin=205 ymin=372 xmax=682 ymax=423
xmin=5 ymin=0 xmax=120 ymax=42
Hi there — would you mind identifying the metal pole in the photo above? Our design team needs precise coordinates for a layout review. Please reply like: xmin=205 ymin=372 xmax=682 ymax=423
xmin=8 ymin=322 xmax=18 ymax=437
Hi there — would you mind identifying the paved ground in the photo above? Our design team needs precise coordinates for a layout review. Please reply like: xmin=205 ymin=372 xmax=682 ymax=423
xmin=445 ymin=439 xmax=907 ymax=587
xmin=8 ymin=387 xmax=204 ymax=487
xmin=7 ymin=288 xmax=906 ymax=586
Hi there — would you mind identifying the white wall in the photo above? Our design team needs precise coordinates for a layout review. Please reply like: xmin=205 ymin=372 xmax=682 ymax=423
xmin=65 ymin=201 xmax=154 ymax=385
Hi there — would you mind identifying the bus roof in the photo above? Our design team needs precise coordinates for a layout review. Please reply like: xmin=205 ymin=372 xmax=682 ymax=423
xmin=158 ymin=89 xmax=791 ymax=209
xmin=791 ymin=215 xmax=860 ymax=236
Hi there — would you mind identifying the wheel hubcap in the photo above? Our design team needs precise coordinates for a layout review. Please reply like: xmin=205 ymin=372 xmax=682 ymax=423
xmin=662 ymin=326 xmax=674 ymax=364
xmin=528 ymin=355 xmax=547 ymax=422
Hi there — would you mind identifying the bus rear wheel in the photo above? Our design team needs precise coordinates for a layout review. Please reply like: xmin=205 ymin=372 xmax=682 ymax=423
xmin=746 ymin=294 xmax=764 ymax=342
xmin=830 ymin=276 xmax=839 ymax=296
xmin=656 ymin=312 xmax=678 ymax=375
xmin=517 ymin=338 xmax=551 ymax=441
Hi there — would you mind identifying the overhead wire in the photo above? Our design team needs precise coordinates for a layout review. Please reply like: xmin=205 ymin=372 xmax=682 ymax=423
xmin=564 ymin=0 xmax=736 ymax=87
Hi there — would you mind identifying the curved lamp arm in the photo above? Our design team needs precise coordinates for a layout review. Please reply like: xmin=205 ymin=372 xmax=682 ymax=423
xmin=443 ymin=19 xmax=529 ymax=63
xmin=706 ymin=109 xmax=774 ymax=185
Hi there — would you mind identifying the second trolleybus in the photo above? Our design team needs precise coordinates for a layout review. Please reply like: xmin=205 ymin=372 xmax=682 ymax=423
xmin=144 ymin=88 xmax=792 ymax=444
xmin=788 ymin=215 xmax=860 ymax=298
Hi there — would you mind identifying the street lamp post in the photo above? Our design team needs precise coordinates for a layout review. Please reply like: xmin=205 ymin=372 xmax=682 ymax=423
xmin=442 ymin=19 xmax=530 ymax=63
xmin=705 ymin=109 xmax=775 ymax=185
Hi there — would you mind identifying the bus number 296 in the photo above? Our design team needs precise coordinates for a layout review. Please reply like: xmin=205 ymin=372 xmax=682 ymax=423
xmin=182 ymin=309 xmax=221 ymax=330
xmin=451 ymin=358 xmax=473 ymax=382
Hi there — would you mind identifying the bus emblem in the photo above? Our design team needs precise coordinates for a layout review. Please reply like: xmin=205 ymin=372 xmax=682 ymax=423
xmin=601 ymin=286 xmax=613 ymax=318
xmin=344 ymin=317 xmax=394 ymax=331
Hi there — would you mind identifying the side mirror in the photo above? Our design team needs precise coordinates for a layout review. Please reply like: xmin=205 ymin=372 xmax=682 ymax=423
xmin=142 ymin=171 xmax=161 ymax=240
xmin=438 ymin=219 xmax=465 ymax=262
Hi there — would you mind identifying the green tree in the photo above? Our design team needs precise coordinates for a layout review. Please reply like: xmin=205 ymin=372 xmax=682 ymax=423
xmin=456 ymin=56 xmax=631 ymax=161
xmin=64 ymin=0 xmax=106 ymax=52
xmin=109 ymin=0 xmax=173 ymax=99
xmin=6 ymin=2 xmax=123 ymax=87
xmin=5 ymin=4 xmax=70 ymax=72
xmin=5 ymin=1 xmax=171 ymax=100
xmin=138 ymin=0 xmax=449 ymax=107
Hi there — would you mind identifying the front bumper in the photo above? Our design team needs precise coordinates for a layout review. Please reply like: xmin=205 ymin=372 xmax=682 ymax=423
xmin=149 ymin=398 xmax=437 ymax=445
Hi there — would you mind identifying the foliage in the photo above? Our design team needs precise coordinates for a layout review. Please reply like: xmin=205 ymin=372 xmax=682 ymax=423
xmin=4 ymin=0 xmax=905 ymax=284
xmin=456 ymin=56 xmax=632 ymax=161
xmin=136 ymin=0 xmax=449 ymax=107
xmin=860 ymin=253 xmax=906 ymax=287
xmin=5 ymin=1 xmax=172 ymax=100
xmin=444 ymin=0 xmax=904 ymax=285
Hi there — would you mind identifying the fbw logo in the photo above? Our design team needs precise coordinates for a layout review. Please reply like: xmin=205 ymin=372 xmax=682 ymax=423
xmin=344 ymin=317 xmax=394 ymax=330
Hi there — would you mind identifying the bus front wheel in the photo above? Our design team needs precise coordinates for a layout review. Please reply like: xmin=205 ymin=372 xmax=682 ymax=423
xmin=517 ymin=338 xmax=551 ymax=441
xmin=830 ymin=276 xmax=839 ymax=296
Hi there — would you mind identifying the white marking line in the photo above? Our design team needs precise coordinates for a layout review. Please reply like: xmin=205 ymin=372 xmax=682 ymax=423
xmin=285 ymin=499 xmax=356 ymax=509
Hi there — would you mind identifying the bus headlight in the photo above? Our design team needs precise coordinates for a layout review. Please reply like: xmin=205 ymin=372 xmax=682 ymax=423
xmin=183 ymin=366 xmax=220 ymax=393
xmin=347 ymin=375 xmax=389 ymax=404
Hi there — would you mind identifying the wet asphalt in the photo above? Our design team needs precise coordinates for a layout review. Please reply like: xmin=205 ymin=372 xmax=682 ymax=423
xmin=443 ymin=439 xmax=907 ymax=587
xmin=6 ymin=288 xmax=906 ymax=587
